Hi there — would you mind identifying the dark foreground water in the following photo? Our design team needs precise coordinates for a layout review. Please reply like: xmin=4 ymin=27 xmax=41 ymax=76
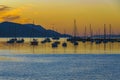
xmin=0 ymin=54 xmax=120 ymax=80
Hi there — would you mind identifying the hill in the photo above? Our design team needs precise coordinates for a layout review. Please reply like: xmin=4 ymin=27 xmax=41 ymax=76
xmin=0 ymin=22 xmax=70 ymax=37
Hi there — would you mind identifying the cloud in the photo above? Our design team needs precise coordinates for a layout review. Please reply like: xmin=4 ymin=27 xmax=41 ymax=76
xmin=2 ymin=15 xmax=20 ymax=21
xmin=0 ymin=5 xmax=10 ymax=11
xmin=0 ymin=5 xmax=22 ymax=22
xmin=0 ymin=4 xmax=32 ymax=23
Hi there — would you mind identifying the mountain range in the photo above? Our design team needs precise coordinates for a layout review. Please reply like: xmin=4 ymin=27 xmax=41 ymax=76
xmin=0 ymin=22 xmax=119 ymax=38
xmin=0 ymin=22 xmax=70 ymax=37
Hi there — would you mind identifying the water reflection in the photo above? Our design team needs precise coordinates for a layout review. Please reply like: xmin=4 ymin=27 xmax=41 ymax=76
xmin=0 ymin=38 xmax=119 ymax=54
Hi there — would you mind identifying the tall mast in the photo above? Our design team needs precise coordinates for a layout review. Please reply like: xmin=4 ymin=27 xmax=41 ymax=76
xmin=98 ymin=28 xmax=101 ymax=39
xmin=84 ymin=26 xmax=87 ymax=39
xmin=104 ymin=24 xmax=106 ymax=39
xmin=109 ymin=24 xmax=111 ymax=40
xmin=74 ymin=19 xmax=77 ymax=37
xmin=52 ymin=24 xmax=55 ymax=37
xmin=90 ymin=24 xmax=93 ymax=38
xmin=63 ymin=29 xmax=66 ymax=38
xmin=64 ymin=29 xmax=66 ymax=35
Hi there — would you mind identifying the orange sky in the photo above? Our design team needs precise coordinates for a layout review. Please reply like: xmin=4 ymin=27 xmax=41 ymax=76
xmin=0 ymin=0 xmax=120 ymax=35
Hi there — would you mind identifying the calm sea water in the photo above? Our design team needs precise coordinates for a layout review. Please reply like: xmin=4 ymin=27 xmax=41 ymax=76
xmin=0 ymin=38 xmax=120 ymax=80
xmin=0 ymin=54 xmax=120 ymax=80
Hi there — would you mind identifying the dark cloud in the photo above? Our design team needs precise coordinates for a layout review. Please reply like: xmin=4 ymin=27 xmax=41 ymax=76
xmin=2 ymin=15 xmax=20 ymax=21
xmin=0 ymin=5 xmax=22 ymax=22
xmin=0 ymin=5 xmax=10 ymax=11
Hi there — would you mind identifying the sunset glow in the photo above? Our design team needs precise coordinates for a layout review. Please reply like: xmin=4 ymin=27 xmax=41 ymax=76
xmin=0 ymin=0 xmax=120 ymax=35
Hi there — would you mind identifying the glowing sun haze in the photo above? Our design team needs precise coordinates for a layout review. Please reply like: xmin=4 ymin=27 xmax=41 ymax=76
xmin=0 ymin=0 xmax=120 ymax=35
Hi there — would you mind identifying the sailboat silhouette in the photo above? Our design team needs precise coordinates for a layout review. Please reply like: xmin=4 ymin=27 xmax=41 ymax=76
xmin=30 ymin=21 xmax=38 ymax=46
xmin=7 ymin=24 xmax=17 ymax=44
xmin=62 ymin=29 xmax=67 ymax=47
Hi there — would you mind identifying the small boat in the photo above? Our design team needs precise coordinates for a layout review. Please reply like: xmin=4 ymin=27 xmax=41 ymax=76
xmin=73 ymin=41 xmax=79 ymax=46
xmin=109 ymin=39 xmax=115 ymax=43
xmin=46 ymin=38 xmax=51 ymax=42
xmin=81 ymin=26 xmax=87 ymax=43
xmin=68 ymin=20 xmax=80 ymax=46
xmin=62 ymin=30 xmax=67 ymax=47
xmin=31 ymin=39 xmax=38 ymax=45
xmin=95 ymin=39 xmax=102 ymax=44
xmin=52 ymin=26 xmax=60 ymax=40
xmin=62 ymin=42 xmax=67 ymax=47
xmin=7 ymin=24 xmax=17 ymax=44
xmin=90 ymin=39 xmax=94 ymax=43
xmin=41 ymin=38 xmax=51 ymax=43
xmin=102 ymin=24 xmax=108 ymax=44
xmin=81 ymin=39 xmax=86 ymax=43
xmin=117 ymin=39 xmax=120 ymax=42
xmin=89 ymin=24 xmax=94 ymax=43
xmin=54 ymin=41 xmax=60 ymax=44
xmin=41 ymin=40 xmax=46 ymax=44
xmin=95 ymin=29 xmax=102 ymax=44
xmin=108 ymin=24 xmax=115 ymax=43
xmin=30 ymin=21 xmax=39 ymax=46
xmin=52 ymin=42 xmax=58 ymax=48
xmin=7 ymin=38 xmax=17 ymax=44
xmin=16 ymin=39 xmax=24 ymax=43
xmin=102 ymin=39 xmax=108 ymax=44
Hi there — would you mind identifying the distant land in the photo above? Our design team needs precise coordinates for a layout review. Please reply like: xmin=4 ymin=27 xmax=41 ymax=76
xmin=0 ymin=22 xmax=71 ymax=38
xmin=0 ymin=22 xmax=119 ymax=38
xmin=93 ymin=35 xmax=120 ymax=39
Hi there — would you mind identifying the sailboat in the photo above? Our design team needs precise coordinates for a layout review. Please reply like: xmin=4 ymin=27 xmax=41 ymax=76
xmin=7 ymin=39 xmax=16 ymax=44
xmin=109 ymin=24 xmax=114 ymax=43
xmin=67 ymin=19 xmax=80 ymax=45
xmin=102 ymin=24 xmax=108 ymax=43
xmin=62 ymin=30 xmax=67 ymax=47
xmin=41 ymin=38 xmax=51 ymax=43
xmin=31 ymin=39 xmax=38 ymax=45
xmin=41 ymin=30 xmax=51 ymax=44
xmin=52 ymin=26 xmax=60 ymax=40
xmin=16 ymin=28 xmax=24 ymax=43
xmin=7 ymin=24 xmax=17 ymax=44
xmin=16 ymin=38 xmax=24 ymax=43
xmin=117 ymin=37 xmax=120 ymax=42
xmin=82 ymin=26 xmax=87 ymax=43
xmin=95 ymin=28 xmax=102 ymax=44
xmin=52 ymin=39 xmax=60 ymax=48
xmin=52 ymin=42 xmax=58 ymax=48
xmin=62 ymin=42 xmax=67 ymax=47
xmin=30 ymin=21 xmax=38 ymax=46
xmin=72 ymin=19 xmax=79 ymax=45
xmin=89 ymin=24 xmax=94 ymax=43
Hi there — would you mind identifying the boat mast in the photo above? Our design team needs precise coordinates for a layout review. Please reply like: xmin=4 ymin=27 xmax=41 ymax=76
xmin=90 ymin=24 xmax=93 ymax=39
xmin=104 ymin=24 xmax=106 ymax=40
xmin=64 ymin=29 xmax=66 ymax=41
xmin=98 ymin=28 xmax=101 ymax=39
xmin=74 ymin=19 xmax=77 ymax=38
xmin=84 ymin=26 xmax=87 ymax=39
xmin=30 ymin=20 xmax=34 ymax=41
xmin=109 ymin=24 xmax=111 ymax=40
xmin=52 ymin=24 xmax=55 ymax=38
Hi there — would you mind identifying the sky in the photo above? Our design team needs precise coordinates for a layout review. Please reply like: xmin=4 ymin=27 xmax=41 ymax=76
xmin=0 ymin=0 xmax=120 ymax=35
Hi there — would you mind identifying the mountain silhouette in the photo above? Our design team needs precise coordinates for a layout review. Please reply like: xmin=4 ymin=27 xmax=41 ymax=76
xmin=0 ymin=22 xmax=70 ymax=37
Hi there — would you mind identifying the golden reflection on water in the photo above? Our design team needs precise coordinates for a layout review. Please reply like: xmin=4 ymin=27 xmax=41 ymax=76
xmin=0 ymin=38 xmax=119 ymax=54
